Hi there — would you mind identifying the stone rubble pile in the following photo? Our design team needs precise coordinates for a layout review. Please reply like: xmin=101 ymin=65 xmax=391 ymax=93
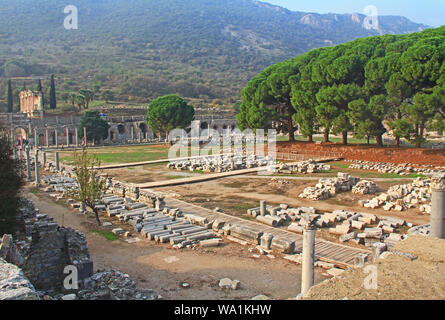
xmin=74 ymin=270 xmax=159 ymax=300
xmin=298 ymin=173 xmax=361 ymax=200
xmin=246 ymin=201 xmax=413 ymax=250
xmin=277 ymin=160 xmax=331 ymax=174
xmin=167 ymin=154 xmax=274 ymax=173
xmin=407 ymin=224 xmax=430 ymax=236
xmin=351 ymin=180 xmax=379 ymax=195
xmin=0 ymin=198 xmax=159 ymax=301
xmin=39 ymin=172 xmax=220 ymax=250
xmin=359 ymin=178 xmax=432 ymax=212
xmin=247 ymin=204 xmax=315 ymax=229
xmin=346 ymin=160 xmax=445 ymax=176
xmin=0 ymin=258 xmax=39 ymax=300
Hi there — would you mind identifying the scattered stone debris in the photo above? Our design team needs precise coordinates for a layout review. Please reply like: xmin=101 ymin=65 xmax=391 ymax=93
xmin=0 ymin=199 xmax=159 ymax=301
xmin=352 ymin=180 xmax=379 ymax=195
xmin=0 ymin=258 xmax=39 ymax=300
xmin=360 ymin=178 xmax=432 ymax=212
xmin=75 ymin=270 xmax=159 ymax=300
xmin=218 ymin=278 xmax=241 ymax=290
xmin=277 ymin=160 xmax=331 ymax=174
xmin=347 ymin=160 xmax=445 ymax=176
xmin=167 ymin=154 xmax=274 ymax=173
xmin=299 ymin=173 xmax=360 ymax=200
xmin=39 ymin=172 xmax=220 ymax=250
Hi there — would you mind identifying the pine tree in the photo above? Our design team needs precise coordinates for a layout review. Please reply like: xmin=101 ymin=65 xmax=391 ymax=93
xmin=49 ymin=74 xmax=56 ymax=109
xmin=7 ymin=80 xmax=13 ymax=113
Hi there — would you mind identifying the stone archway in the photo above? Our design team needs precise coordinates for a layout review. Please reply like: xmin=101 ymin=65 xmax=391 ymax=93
xmin=14 ymin=127 xmax=28 ymax=142
xmin=139 ymin=123 xmax=148 ymax=141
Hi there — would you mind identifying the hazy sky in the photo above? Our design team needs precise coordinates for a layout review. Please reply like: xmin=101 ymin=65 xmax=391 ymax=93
xmin=265 ymin=0 xmax=445 ymax=27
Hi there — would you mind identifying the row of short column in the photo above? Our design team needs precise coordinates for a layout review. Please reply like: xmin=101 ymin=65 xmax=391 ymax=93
xmin=30 ymin=127 xmax=83 ymax=148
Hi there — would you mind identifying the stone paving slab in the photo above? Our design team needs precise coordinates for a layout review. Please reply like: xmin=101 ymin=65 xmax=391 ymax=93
xmin=163 ymin=197 xmax=371 ymax=268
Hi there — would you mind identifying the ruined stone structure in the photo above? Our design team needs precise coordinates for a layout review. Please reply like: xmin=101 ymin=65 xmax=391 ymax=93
xmin=0 ymin=113 xmax=237 ymax=148
xmin=19 ymin=90 xmax=44 ymax=119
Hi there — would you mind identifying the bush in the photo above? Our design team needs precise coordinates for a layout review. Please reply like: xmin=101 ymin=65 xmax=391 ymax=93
xmin=0 ymin=135 xmax=24 ymax=235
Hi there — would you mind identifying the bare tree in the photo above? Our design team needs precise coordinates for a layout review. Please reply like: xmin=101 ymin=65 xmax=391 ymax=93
xmin=66 ymin=146 xmax=107 ymax=225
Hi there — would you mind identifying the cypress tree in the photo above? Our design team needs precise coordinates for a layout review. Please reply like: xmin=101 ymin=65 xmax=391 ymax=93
xmin=36 ymin=79 xmax=42 ymax=92
xmin=36 ymin=78 xmax=45 ymax=109
xmin=49 ymin=74 xmax=56 ymax=109
xmin=7 ymin=80 xmax=13 ymax=113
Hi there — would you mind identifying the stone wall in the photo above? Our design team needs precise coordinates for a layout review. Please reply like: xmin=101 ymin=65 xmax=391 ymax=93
xmin=10 ymin=199 xmax=93 ymax=292
xmin=277 ymin=141 xmax=445 ymax=166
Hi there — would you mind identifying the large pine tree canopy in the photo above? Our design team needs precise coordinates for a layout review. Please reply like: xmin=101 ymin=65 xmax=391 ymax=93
xmin=238 ymin=26 xmax=445 ymax=147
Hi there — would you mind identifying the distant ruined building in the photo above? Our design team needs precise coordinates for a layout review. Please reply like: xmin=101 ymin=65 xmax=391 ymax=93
xmin=19 ymin=90 xmax=44 ymax=119
xmin=0 ymin=109 xmax=237 ymax=147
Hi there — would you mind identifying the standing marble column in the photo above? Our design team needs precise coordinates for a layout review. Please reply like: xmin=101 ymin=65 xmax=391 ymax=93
xmin=83 ymin=127 xmax=87 ymax=146
xmin=260 ymin=200 xmax=266 ymax=216
xmin=131 ymin=127 xmax=134 ymax=143
xmin=55 ymin=128 xmax=59 ymax=148
xmin=46 ymin=128 xmax=49 ymax=148
xmin=42 ymin=151 xmax=47 ymax=168
xmin=25 ymin=146 xmax=31 ymax=181
xmin=66 ymin=127 xmax=70 ymax=146
xmin=55 ymin=151 xmax=60 ymax=171
xmin=301 ymin=214 xmax=316 ymax=297
xmin=34 ymin=128 xmax=38 ymax=147
xmin=431 ymin=174 xmax=445 ymax=239
xmin=75 ymin=127 xmax=79 ymax=147
xmin=34 ymin=149 xmax=40 ymax=187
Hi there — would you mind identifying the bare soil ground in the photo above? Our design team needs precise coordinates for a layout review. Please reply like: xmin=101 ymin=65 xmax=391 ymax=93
xmin=305 ymin=236 xmax=445 ymax=300
xmin=24 ymin=185 xmax=328 ymax=300
xmin=152 ymin=175 xmax=430 ymax=227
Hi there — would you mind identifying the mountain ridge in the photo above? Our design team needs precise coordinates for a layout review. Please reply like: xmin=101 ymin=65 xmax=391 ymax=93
xmin=0 ymin=0 xmax=431 ymax=109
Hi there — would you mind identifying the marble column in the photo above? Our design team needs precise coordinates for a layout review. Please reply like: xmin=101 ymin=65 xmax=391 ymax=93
xmin=55 ymin=151 xmax=60 ymax=171
xmin=46 ymin=128 xmax=49 ymax=147
xmin=34 ymin=149 xmax=40 ymax=187
xmin=55 ymin=128 xmax=59 ymax=148
xmin=25 ymin=146 xmax=31 ymax=181
xmin=301 ymin=216 xmax=316 ymax=297
xmin=431 ymin=174 xmax=445 ymax=239
xmin=75 ymin=128 xmax=79 ymax=147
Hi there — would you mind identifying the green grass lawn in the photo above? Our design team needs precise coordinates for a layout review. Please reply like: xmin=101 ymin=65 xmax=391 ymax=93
xmin=91 ymin=229 xmax=119 ymax=241
xmin=60 ymin=145 xmax=171 ymax=164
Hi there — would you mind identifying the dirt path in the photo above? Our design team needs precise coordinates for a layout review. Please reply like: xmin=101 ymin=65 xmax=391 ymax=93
xmin=24 ymin=186 xmax=328 ymax=300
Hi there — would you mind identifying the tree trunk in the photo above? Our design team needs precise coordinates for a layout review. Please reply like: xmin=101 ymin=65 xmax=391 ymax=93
xmin=414 ymin=124 xmax=420 ymax=148
xmin=287 ymin=115 xmax=295 ymax=142
xmin=418 ymin=124 xmax=425 ymax=148
xmin=286 ymin=101 xmax=295 ymax=142
xmin=342 ymin=131 xmax=348 ymax=145
xmin=308 ymin=135 xmax=313 ymax=143
xmin=324 ymin=129 xmax=329 ymax=143
xmin=395 ymin=136 xmax=400 ymax=147
xmin=367 ymin=135 xmax=370 ymax=145
xmin=93 ymin=208 xmax=101 ymax=226
xmin=376 ymin=134 xmax=383 ymax=147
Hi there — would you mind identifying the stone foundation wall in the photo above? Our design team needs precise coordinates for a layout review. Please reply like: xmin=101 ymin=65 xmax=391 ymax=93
xmin=277 ymin=142 xmax=445 ymax=166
